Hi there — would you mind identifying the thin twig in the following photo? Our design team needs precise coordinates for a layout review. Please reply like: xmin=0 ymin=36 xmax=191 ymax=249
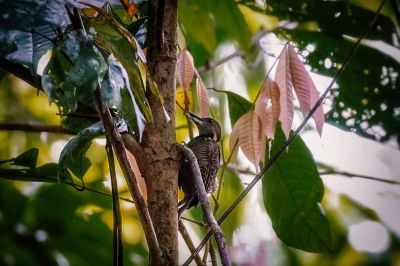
xmin=320 ymin=170 xmax=400 ymax=185
xmin=0 ymin=122 xmax=74 ymax=135
xmin=183 ymin=0 xmax=387 ymax=264
xmin=180 ymin=145 xmax=230 ymax=266
xmin=106 ymin=141 xmax=124 ymax=266
xmin=197 ymin=50 xmax=243 ymax=74
xmin=0 ymin=168 xmax=135 ymax=203
xmin=202 ymin=241 xmax=209 ymax=264
xmin=197 ymin=24 xmax=291 ymax=75
xmin=180 ymin=217 xmax=205 ymax=227
xmin=94 ymin=89 xmax=162 ymax=264
xmin=209 ymin=240 xmax=217 ymax=266
xmin=178 ymin=220 xmax=206 ymax=266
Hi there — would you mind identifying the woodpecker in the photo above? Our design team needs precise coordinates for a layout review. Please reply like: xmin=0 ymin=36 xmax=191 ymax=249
xmin=178 ymin=112 xmax=221 ymax=216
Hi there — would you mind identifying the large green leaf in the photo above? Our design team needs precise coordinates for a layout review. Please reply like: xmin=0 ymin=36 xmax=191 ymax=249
xmin=262 ymin=125 xmax=332 ymax=252
xmin=120 ymin=87 xmax=146 ymax=140
xmin=58 ymin=122 xmax=104 ymax=180
xmin=179 ymin=0 xmax=252 ymax=66
xmin=102 ymin=55 xmax=146 ymax=139
xmin=225 ymin=91 xmax=252 ymax=125
xmin=42 ymin=31 xmax=107 ymax=114
xmin=84 ymin=4 xmax=154 ymax=123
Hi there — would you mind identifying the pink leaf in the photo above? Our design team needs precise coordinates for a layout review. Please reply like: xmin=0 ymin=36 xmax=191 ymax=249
xmin=254 ymin=79 xmax=280 ymax=138
xmin=288 ymin=44 xmax=310 ymax=117
xmin=275 ymin=46 xmax=294 ymax=139
xmin=231 ymin=112 xmax=265 ymax=166
xmin=310 ymin=86 xmax=325 ymax=135
xmin=196 ymin=78 xmax=210 ymax=117
xmin=229 ymin=121 xmax=240 ymax=161
xmin=288 ymin=44 xmax=325 ymax=135
xmin=177 ymin=49 xmax=195 ymax=89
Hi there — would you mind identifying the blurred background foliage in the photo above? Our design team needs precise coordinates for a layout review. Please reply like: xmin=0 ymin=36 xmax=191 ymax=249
xmin=0 ymin=0 xmax=399 ymax=265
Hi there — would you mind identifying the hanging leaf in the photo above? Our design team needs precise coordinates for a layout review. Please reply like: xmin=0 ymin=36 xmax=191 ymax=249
xmin=196 ymin=78 xmax=210 ymax=117
xmin=225 ymin=91 xmax=252 ymax=125
xmin=58 ymin=122 xmax=105 ymax=181
xmin=310 ymin=87 xmax=325 ymax=136
xmin=262 ymin=124 xmax=332 ymax=252
xmin=83 ymin=3 xmax=146 ymax=63
xmin=288 ymin=44 xmax=325 ymax=135
xmin=177 ymin=49 xmax=195 ymax=89
xmin=84 ymin=3 xmax=154 ymax=123
xmin=255 ymin=78 xmax=280 ymax=138
xmin=275 ymin=45 xmax=294 ymax=139
xmin=42 ymin=31 xmax=107 ymax=114
xmin=121 ymin=87 xmax=146 ymax=141
xmin=230 ymin=111 xmax=265 ymax=166
xmin=229 ymin=120 xmax=240 ymax=161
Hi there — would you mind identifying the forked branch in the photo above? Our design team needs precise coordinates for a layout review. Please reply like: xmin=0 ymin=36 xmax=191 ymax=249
xmin=94 ymin=89 xmax=162 ymax=265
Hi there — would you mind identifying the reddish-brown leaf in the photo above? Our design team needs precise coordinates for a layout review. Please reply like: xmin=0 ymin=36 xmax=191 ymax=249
xmin=196 ymin=78 xmax=210 ymax=117
xmin=177 ymin=49 xmax=195 ymax=89
xmin=275 ymin=46 xmax=294 ymax=139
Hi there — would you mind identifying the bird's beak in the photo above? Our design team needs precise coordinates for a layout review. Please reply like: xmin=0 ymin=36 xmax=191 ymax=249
xmin=185 ymin=112 xmax=205 ymax=126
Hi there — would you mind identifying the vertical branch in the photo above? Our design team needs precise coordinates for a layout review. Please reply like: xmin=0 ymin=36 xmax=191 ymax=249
xmin=106 ymin=141 xmax=123 ymax=266
xmin=94 ymin=89 xmax=162 ymax=264
xmin=180 ymin=145 xmax=231 ymax=266
xmin=144 ymin=0 xmax=180 ymax=264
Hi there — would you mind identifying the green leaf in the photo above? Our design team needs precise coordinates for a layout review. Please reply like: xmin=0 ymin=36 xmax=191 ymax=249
xmin=178 ymin=0 xmax=217 ymax=64
xmin=0 ymin=163 xmax=61 ymax=183
xmin=12 ymin=148 xmax=39 ymax=168
xmin=84 ymin=4 xmax=154 ymax=123
xmin=102 ymin=55 xmax=146 ymax=139
xmin=225 ymin=91 xmax=252 ymax=125
xmin=42 ymin=31 xmax=107 ymax=114
xmin=58 ymin=122 xmax=104 ymax=180
xmin=120 ymin=87 xmax=146 ymax=141
xmin=262 ymin=124 xmax=332 ymax=252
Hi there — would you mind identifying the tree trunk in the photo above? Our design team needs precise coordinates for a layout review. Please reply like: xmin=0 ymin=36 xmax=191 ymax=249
xmin=141 ymin=0 xmax=180 ymax=264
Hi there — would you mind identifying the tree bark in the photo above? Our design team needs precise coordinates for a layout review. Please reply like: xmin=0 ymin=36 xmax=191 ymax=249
xmin=139 ymin=0 xmax=180 ymax=264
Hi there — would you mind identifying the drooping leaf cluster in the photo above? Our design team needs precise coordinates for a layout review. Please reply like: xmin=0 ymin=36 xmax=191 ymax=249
xmin=254 ymin=0 xmax=400 ymax=144
xmin=0 ymin=0 xmax=155 ymax=181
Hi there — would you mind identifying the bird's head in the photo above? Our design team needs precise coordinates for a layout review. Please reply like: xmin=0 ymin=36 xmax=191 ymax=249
xmin=185 ymin=112 xmax=221 ymax=142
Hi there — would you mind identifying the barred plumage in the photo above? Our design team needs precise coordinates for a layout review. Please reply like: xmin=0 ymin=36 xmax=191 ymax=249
xmin=178 ymin=112 xmax=221 ymax=216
